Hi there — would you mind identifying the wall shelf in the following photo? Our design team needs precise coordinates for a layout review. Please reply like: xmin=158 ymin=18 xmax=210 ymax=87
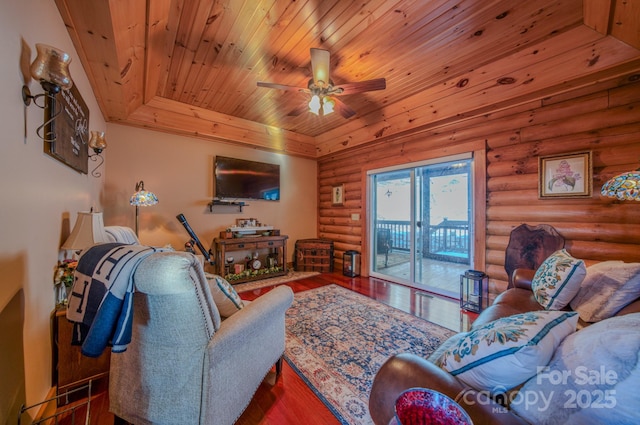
xmin=208 ymin=200 xmax=247 ymax=212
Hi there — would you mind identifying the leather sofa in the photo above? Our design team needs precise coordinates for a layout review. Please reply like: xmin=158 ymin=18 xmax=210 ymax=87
xmin=369 ymin=268 xmax=640 ymax=425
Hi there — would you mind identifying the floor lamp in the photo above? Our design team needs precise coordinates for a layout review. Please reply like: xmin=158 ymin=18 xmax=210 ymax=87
xmin=130 ymin=180 xmax=158 ymax=236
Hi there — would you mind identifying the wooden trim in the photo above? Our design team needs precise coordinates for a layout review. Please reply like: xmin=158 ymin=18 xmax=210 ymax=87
xmin=27 ymin=386 xmax=57 ymax=425
xmin=583 ymin=0 xmax=614 ymax=35
xmin=473 ymin=148 xmax=487 ymax=273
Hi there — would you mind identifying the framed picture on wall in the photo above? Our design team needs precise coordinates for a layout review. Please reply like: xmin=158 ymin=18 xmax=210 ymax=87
xmin=43 ymin=84 xmax=90 ymax=174
xmin=539 ymin=151 xmax=592 ymax=198
xmin=332 ymin=184 xmax=344 ymax=206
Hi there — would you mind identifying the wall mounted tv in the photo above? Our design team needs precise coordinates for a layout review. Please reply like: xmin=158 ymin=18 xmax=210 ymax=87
xmin=214 ymin=156 xmax=280 ymax=201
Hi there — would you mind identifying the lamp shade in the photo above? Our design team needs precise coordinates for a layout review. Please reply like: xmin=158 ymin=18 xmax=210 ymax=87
xmin=129 ymin=181 xmax=158 ymax=206
xmin=61 ymin=211 xmax=109 ymax=250
xmin=30 ymin=43 xmax=73 ymax=91
xmin=88 ymin=131 xmax=107 ymax=154
xmin=601 ymin=170 xmax=640 ymax=201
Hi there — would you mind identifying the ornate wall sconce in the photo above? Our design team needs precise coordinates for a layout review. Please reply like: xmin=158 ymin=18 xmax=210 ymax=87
xmin=88 ymin=131 xmax=107 ymax=177
xmin=21 ymin=43 xmax=73 ymax=143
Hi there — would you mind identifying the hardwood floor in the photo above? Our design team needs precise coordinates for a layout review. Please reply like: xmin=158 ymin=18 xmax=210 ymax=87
xmin=55 ymin=271 xmax=473 ymax=425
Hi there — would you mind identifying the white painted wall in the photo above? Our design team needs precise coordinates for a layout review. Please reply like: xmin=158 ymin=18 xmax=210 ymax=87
xmin=103 ymin=124 xmax=318 ymax=261
xmin=0 ymin=0 xmax=106 ymax=418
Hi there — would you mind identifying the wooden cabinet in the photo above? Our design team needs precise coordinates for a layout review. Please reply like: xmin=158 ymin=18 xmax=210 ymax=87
xmin=52 ymin=308 xmax=110 ymax=396
xmin=212 ymin=235 xmax=288 ymax=284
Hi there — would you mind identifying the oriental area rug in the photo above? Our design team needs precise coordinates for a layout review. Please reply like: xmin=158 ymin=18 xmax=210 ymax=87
xmin=285 ymin=284 xmax=456 ymax=425
xmin=233 ymin=270 xmax=319 ymax=293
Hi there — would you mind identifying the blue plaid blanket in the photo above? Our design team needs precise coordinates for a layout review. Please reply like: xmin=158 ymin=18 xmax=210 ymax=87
xmin=66 ymin=243 xmax=165 ymax=357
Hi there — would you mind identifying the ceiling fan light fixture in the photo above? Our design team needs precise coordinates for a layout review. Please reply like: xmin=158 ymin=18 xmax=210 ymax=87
xmin=258 ymin=48 xmax=385 ymax=120
xmin=323 ymin=97 xmax=335 ymax=115
xmin=309 ymin=94 xmax=321 ymax=115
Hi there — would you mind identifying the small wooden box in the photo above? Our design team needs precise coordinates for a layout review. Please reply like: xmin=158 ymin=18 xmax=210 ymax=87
xmin=295 ymin=239 xmax=334 ymax=272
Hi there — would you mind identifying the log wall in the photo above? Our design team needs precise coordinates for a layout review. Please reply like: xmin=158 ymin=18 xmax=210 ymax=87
xmin=317 ymin=73 xmax=640 ymax=297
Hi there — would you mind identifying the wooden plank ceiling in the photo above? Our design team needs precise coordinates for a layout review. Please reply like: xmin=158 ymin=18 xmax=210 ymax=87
xmin=54 ymin=0 xmax=640 ymax=158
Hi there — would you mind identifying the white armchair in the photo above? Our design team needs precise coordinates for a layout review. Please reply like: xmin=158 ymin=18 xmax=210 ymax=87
xmin=108 ymin=251 xmax=294 ymax=425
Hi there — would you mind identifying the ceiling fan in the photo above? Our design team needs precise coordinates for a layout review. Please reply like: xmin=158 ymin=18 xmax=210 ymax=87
xmin=257 ymin=48 xmax=386 ymax=119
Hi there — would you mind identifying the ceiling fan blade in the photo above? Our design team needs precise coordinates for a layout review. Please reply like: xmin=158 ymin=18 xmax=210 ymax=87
xmin=310 ymin=48 xmax=330 ymax=86
xmin=332 ymin=97 xmax=356 ymax=119
xmin=257 ymin=81 xmax=305 ymax=92
xmin=334 ymin=78 xmax=386 ymax=95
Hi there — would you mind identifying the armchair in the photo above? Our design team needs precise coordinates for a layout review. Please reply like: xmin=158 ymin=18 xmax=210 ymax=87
xmin=108 ymin=251 xmax=294 ymax=425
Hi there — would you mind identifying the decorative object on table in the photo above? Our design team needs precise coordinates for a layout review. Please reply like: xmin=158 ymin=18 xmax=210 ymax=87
xmin=53 ymin=259 xmax=78 ymax=305
xmin=538 ymin=151 xmax=592 ymax=198
xmin=332 ymin=184 xmax=344 ymax=205
xmin=130 ymin=181 xmax=158 ymax=236
xmin=460 ymin=269 xmax=488 ymax=313
xmin=394 ymin=388 xmax=472 ymax=425
xmin=266 ymin=252 xmax=278 ymax=269
xmin=601 ymin=167 xmax=640 ymax=201
xmin=61 ymin=210 xmax=109 ymax=253
xmin=225 ymin=256 xmax=234 ymax=275
xmin=250 ymin=251 xmax=261 ymax=270
xmin=227 ymin=223 xmax=274 ymax=238
xmin=88 ymin=130 xmax=107 ymax=177
xmin=342 ymin=250 xmax=360 ymax=277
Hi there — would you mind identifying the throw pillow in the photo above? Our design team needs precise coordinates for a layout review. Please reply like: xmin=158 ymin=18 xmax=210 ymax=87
xmin=569 ymin=261 xmax=640 ymax=322
xmin=510 ymin=313 xmax=640 ymax=424
xmin=205 ymin=273 xmax=245 ymax=317
xmin=531 ymin=249 xmax=586 ymax=310
xmin=439 ymin=310 xmax=578 ymax=394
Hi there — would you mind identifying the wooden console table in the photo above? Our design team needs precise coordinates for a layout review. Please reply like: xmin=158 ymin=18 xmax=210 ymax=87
xmin=212 ymin=235 xmax=288 ymax=284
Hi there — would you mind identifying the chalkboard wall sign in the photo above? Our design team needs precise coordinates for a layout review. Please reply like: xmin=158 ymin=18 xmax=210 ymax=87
xmin=44 ymin=83 xmax=89 ymax=174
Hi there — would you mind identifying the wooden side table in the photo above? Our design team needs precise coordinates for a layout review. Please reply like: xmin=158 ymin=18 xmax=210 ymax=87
xmin=52 ymin=307 xmax=111 ymax=397
xmin=212 ymin=235 xmax=288 ymax=284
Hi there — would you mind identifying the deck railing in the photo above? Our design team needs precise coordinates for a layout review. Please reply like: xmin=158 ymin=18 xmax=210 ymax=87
xmin=376 ymin=219 xmax=469 ymax=264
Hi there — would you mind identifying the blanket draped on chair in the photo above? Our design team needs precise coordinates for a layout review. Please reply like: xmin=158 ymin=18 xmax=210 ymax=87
xmin=66 ymin=243 xmax=166 ymax=357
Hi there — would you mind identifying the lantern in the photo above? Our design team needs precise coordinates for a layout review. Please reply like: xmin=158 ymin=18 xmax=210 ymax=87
xmin=460 ymin=270 xmax=489 ymax=312
xmin=343 ymin=250 xmax=361 ymax=277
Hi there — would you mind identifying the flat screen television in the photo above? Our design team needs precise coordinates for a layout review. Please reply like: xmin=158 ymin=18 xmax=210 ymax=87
xmin=214 ymin=156 xmax=280 ymax=201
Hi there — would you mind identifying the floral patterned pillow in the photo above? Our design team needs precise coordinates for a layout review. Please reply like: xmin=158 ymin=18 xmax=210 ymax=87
xmin=439 ymin=311 xmax=578 ymax=394
xmin=205 ymin=273 xmax=245 ymax=317
xmin=532 ymin=249 xmax=586 ymax=310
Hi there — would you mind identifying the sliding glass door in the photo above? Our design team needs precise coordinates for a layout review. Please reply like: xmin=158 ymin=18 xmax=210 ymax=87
xmin=369 ymin=154 xmax=473 ymax=298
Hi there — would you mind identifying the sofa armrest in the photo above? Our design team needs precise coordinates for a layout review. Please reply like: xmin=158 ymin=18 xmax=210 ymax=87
xmin=512 ymin=268 xmax=535 ymax=290
xmin=202 ymin=285 xmax=294 ymax=424
xmin=208 ymin=285 xmax=294 ymax=356
xmin=369 ymin=353 xmax=528 ymax=425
